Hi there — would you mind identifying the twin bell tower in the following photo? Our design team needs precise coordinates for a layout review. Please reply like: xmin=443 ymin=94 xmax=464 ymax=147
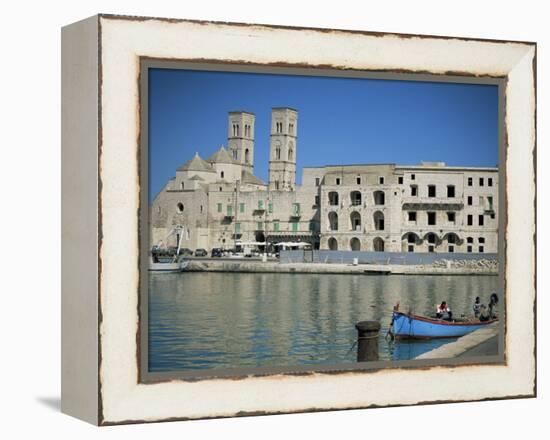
xmin=226 ymin=107 xmax=298 ymax=191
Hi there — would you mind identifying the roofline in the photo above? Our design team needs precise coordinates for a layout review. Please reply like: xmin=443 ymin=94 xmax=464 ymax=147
xmin=272 ymin=107 xmax=298 ymax=112
xmin=228 ymin=110 xmax=255 ymax=115
xmin=303 ymin=163 xmax=498 ymax=171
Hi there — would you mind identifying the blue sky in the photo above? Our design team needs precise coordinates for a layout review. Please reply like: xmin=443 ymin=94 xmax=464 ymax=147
xmin=149 ymin=68 xmax=498 ymax=198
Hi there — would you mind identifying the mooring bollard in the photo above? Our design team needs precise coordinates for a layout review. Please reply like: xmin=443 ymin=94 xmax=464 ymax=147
xmin=355 ymin=321 xmax=381 ymax=362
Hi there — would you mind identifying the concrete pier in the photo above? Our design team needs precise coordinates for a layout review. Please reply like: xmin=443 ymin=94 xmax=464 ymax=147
xmin=182 ymin=259 xmax=498 ymax=275
xmin=414 ymin=323 xmax=499 ymax=359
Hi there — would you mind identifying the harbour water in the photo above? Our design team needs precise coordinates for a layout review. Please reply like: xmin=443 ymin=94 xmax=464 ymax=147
xmin=149 ymin=272 xmax=499 ymax=372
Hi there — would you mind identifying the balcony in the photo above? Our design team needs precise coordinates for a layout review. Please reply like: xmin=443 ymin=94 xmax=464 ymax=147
xmin=402 ymin=198 xmax=463 ymax=211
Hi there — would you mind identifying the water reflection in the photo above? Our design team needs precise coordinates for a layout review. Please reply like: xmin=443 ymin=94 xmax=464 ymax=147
xmin=149 ymin=273 xmax=498 ymax=372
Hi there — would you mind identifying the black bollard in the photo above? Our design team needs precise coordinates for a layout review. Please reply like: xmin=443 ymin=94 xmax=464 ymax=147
xmin=355 ymin=321 xmax=381 ymax=362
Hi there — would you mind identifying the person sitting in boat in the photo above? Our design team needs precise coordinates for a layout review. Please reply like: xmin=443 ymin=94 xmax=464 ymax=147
xmin=436 ymin=301 xmax=453 ymax=321
xmin=473 ymin=297 xmax=482 ymax=318
xmin=479 ymin=304 xmax=491 ymax=322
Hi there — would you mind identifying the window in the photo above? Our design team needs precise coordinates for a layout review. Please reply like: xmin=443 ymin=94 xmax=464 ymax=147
xmin=467 ymin=246 xmax=472 ymax=253
xmin=407 ymin=234 xmax=416 ymax=244
xmin=257 ymin=222 xmax=263 ymax=230
xmin=398 ymin=176 xmax=404 ymax=184
xmin=408 ymin=245 xmax=414 ymax=253
xmin=274 ymin=222 xmax=280 ymax=232
xmin=428 ymin=185 xmax=436 ymax=197
xmin=200 ymin=205 xmax=203 ymax=213
xmin=448 ymin=234 xmax=456 ymax=244
xmin=336 ymin=178 xmax=341 ymax=185
xmin=219 ymin=187 xmax=222 ymax=192
xmin=479 ymin=246 xmax=485 ymax=253
xmin=291 ymin=222 xmax=298 ymax=232
xmin=479 ymin=237 xmax=485 ymax=243
xmin=217 ymin=203 xmax=222 ymax=213
xmin=427 ymin=234 xmax=436 ymax=244
xmin=411 ymin=185 xmax=418 ymax=196
xmin=448 ymin=245 xmax=454 ymax=253
xmin=350 ymin=191 xmax=362 ymax=206
xmin=408 ymin=211 xmax=417 ymax=222
xmin=487 ymin=196 xmax=494 ymax=210
xmin=479 ymin=177 xmax=485 ymax=186
xmin=374 ymin=211 xmax=384 ymax=231
xmin=275 ymin=147 xmax=281 ymax=160
xmin=309 ymin=221 xmax=316 ymax=232
xmin=411 ymin=174 xmax=416 ymax=180
xmin=428 ymin=245 xmax=435 ymax=253
xmin=293 ymin=203 xmax=300 ymax=215
xmin=227 ymin=205 xmax=233 ymax=216
xmin=268 ymin=202 xmax=273 ymax=213
xmin=374 ymin=191 xmax=385 ymax=205
xmin=447 ymin=212 xmax=456 ymax=223
xmin=488 ymin=177 xmax=493 ymax=187
xmin=428 ymin=212 xmax=436 ymax=225
xmin=239 ymin=203 xmax=245 ymax=213
xmin=490 ymin=213 xmax=495 ymax=219
xmin=181 ymin=182 xmax=185 ymax=190
xmin=314 ymin=195 xmax=320 ymax=206
xmin=467 ymin=237 xmax=474 ymax=243
xmin=379 ymin=177 xmax=384 ymax=185
xmin=315 ymin=177 xmax=320 ymax=186
xmin=479 ymin=215 xmax=484 ymax=226
xmin=468 ymin=177 xmax=473 ymax=186
xmin=467 ymin=196 xmax=473 ymax=206
xmin=177 ymin=203 xmax=184 ymax=213
xmin=220 ymin=171 xmax=225 ymax=179
xmin=467 ymin=214 xmax=473 ymax=226
xmin=235 ymin=223 xmax=241 ymax=233
xmin=258 ymin=200 xmax=264 ymax=209
xmin=356 ymin=176 xmax=361 ymax=185
xmin=447 ymin=185 xmax=455 ymax=198
xmin=328 ymin=192 xmax=339 ymax=206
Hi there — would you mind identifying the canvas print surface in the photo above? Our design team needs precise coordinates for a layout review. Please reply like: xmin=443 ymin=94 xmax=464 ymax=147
xmin=145 ymin=67 xmax=502 ymax=375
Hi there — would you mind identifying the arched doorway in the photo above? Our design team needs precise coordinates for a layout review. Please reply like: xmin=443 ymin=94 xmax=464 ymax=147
xmin=350 ymin=211 xmax=361 ymax=231
xmin=374 ymin=190 xmax=385 ymax=205
xmin=373 ymin=237 xmax=385 ymax=252
xmin=373 ymin=211 xmax=385 ymax=230
xmin=350 ymin=237 xmax=361 ymax=251
xmin=328 ymin=237 xmax=338 ymax=250
xmin=328 ymin=211 xmax=338 ymax=231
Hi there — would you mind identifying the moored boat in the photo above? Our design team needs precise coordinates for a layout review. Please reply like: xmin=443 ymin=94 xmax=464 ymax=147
xmin=389 ymin=306 xmax=497 ymax=340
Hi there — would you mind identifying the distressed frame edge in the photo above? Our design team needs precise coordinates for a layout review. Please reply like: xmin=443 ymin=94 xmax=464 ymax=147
xmin=91 ymin=15 xmax=536 ymax=425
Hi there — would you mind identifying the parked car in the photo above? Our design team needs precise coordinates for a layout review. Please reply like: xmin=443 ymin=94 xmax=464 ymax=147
xmin=194 ymin=248 xmax=208 ymax=257
xmin=179 ymin=248 xmax=193 ymax=256
xmin=211 ymin=248 xmax=222 ymax=258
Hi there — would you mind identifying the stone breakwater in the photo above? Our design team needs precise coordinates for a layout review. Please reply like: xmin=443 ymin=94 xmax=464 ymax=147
xmin=432 ymin=259 xmax=499 ymax=270
xmin=184 ymin=260 xmax=498 ymax=275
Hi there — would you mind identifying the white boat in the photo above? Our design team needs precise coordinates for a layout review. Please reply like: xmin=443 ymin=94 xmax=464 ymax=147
xmin=149 ymin=226 xmax=189 ymax=273
xmin=149 ymin=257 xmax=189 ymax=273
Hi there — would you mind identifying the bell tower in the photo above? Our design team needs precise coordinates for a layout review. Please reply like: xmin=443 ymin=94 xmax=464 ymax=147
xmin=269 ymin=107 xmax=298 ymax=191
xmin=227 ymin=111 xmax=255 ymax=172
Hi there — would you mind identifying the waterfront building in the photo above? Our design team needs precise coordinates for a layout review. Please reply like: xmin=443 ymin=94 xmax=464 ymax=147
xmin=151 ymin=108 xmax=498 ymax=253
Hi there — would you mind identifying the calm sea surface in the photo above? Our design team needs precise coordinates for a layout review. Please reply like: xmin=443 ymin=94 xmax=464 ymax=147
xmin=149 ymin=273 xmax=499 ymax=372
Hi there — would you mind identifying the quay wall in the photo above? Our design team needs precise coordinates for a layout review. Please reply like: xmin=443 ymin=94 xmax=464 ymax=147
xmin=183 ymin=260 xmax=498 ymax=275
xmin=279 ymin=250 xmax=498 ymax=265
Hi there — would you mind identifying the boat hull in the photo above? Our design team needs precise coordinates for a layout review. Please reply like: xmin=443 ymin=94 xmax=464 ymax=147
xmin=149 ymin=260 xmax=189 ymax=273
xmin=392 ymin=312 xmax=496 ymax=339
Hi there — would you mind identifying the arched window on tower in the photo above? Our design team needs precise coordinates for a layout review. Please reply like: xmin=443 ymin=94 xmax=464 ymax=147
xmin=245 ymin=149 xmax=250 ymax=164
xmin=288 ymin=147 xmax=294 ymax=161
xmin=275 ymin=147 xmax=281 ymax=160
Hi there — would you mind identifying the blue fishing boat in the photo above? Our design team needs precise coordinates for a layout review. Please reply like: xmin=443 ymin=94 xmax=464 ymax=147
xmin=390 ymin=309 xmax=497 ymax=340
